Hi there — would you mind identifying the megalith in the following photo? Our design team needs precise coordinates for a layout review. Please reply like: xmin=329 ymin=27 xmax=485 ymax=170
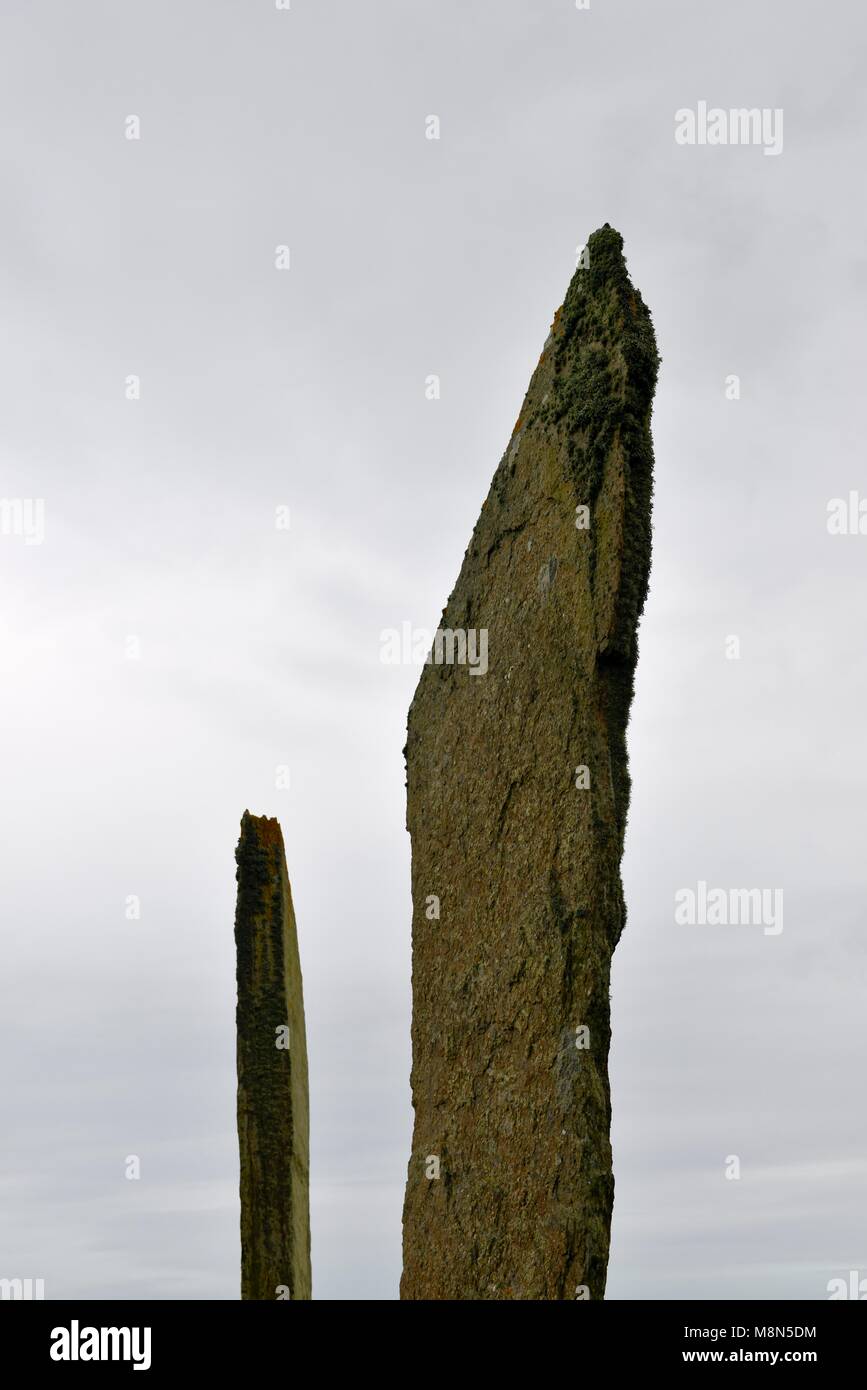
xmin=234 ymin=811 xmax=311 ymax=1300
xmin=401 ymin=225 xmax=659 ymax=1300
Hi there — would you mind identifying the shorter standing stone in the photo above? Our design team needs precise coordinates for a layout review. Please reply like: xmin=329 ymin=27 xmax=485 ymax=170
xmin=234 ymin=811 xmax=311 ymax=1300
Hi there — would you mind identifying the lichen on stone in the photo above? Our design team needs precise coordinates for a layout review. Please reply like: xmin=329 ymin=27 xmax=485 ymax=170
xmin=401 ymin=226 xmax=659 ymax=1300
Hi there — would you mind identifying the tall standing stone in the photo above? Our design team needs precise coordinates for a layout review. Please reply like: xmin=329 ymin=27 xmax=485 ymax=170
xmin=401 ymin=226 xmax=659 ymax=1300
xmin=234 ymin=811 xmax=311 ymax=1300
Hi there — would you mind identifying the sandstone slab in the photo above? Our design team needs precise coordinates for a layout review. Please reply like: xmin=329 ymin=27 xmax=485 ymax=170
xmin=401 ymin=226 xmax=659 ymax=1300
xmin=235 ymin=811 xmax=311 ymax=1300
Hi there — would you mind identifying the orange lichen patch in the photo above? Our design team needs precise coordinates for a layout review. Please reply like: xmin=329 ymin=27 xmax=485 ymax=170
xmin=251 ymin=813 xmax=285 ymax=853
xmin=537 ymin=304 xmax=566 ymax=365
xmin=512 ymin=411 xmax=525 ymax=434
xmin=240 ymin=811 xmax=284 ymax=850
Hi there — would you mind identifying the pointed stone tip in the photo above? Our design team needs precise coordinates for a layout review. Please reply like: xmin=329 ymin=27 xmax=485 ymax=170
xmin=551 ymin=222 xmax=653 ymax=360
xmin=583 ymin=223 xmax=628 ymax=276
xmin=559 ymin=225 xmax=629 ymax=315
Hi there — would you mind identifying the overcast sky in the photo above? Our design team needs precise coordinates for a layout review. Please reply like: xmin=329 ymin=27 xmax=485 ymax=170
xmin=1 ymin=0 xmax=865 ymax=1300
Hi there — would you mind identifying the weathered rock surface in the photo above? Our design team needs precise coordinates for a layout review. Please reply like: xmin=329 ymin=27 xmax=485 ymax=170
xmin=234 ymin=811 xmax=311 ymax=1300
xmin=400 ymin=226 xmax=658 ymax=1300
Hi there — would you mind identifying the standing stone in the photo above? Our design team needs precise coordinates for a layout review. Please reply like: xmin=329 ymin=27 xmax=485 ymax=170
xmin=401 ymin=226 xmax=659 ymax=1300
xmin=234 ymin=811 xmax=311 ymax=1300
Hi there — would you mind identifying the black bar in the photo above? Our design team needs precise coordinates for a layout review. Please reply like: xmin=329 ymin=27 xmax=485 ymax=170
xmin=2 ymin=1299 xmax=861 ymax=1375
